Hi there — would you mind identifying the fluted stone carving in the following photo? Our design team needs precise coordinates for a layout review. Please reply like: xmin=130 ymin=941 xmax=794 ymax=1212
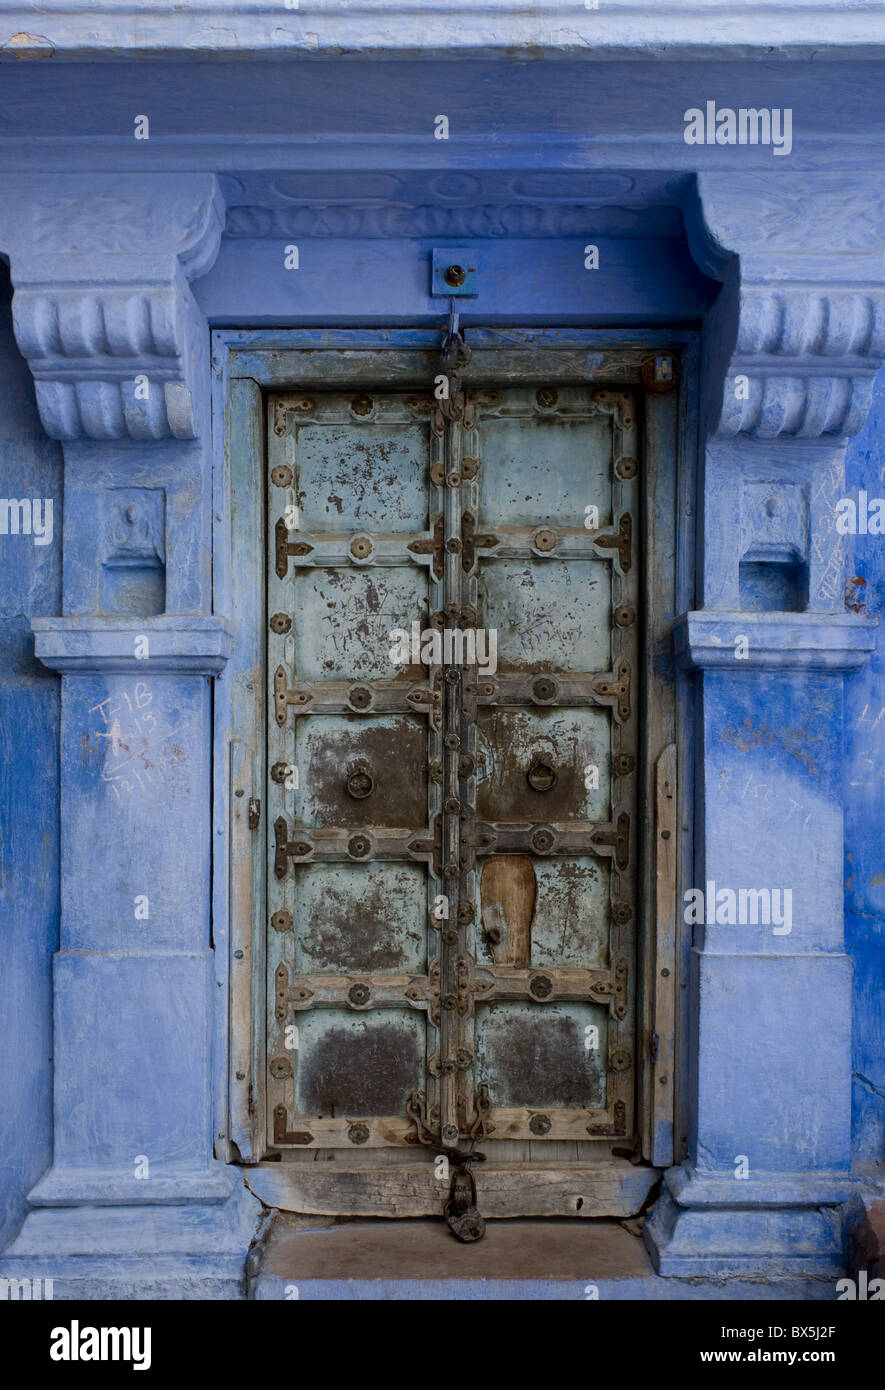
xmin=13 ymin=286 xmax=200 ymax=440
xmin=721 ymin=287 xmax=885 ymax=437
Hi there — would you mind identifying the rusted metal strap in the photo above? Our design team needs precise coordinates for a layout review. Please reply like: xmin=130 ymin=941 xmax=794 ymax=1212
xmin=273 ymin=666 xmax=438 ymax=724
xmin=463 ymin=815 xmax=630 ymax=870
xmin=274 ymin=516 xmax=314 ymax=579
xmin=273 ymin=815 xmax=442 ymax=876
xmin=593 ymin=511 xmax=632 ymax=573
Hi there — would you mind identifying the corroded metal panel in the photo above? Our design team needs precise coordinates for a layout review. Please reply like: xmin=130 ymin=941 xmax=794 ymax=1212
xmin=291 ymin=863 xmax=427 ymax=975
xmin=476 ymin=707 xmax=611 ymax=820
xmin=481 ymin=560 xmax=612 ymax=673
xmin=515 ymin=858 xmax=611 ymax=971
xmin=294 ymin=714 xmax=427 ymax=827
xmin=284 ymin=408 xmax=429 ymax=534
xmin=294 ymin=1011 xmax=424 ymax=1119
xmin=475 ymin=1001 xmax=608 ymax=1111
xmin=292 ymin=567 xmax=426 ymax=682
xmin=476 ymin=409 xmax=613 ymax=529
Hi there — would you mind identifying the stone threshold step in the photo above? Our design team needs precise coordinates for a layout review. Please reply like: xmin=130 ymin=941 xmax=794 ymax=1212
xmin=249 ymin=1216 xmax=838 ymax=1301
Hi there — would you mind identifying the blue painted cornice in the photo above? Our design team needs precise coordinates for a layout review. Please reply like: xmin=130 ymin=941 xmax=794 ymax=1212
xmin=0 ymin=174 xmax=224 ymax=441
xmin=2 ymin=2 xmax=885 ymax=60
xmin=674 ymin=610 xmax=878 ymax=671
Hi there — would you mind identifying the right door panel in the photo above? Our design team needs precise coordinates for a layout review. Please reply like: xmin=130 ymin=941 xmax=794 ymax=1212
xmin=458 ymin=384 xmax=639 ymax=1152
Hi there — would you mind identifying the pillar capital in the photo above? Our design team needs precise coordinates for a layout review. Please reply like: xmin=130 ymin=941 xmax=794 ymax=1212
xmin=0 ymin=173 xmax=224 ymax=441
xmin=686 ymin=171 xmax=885 ymax=439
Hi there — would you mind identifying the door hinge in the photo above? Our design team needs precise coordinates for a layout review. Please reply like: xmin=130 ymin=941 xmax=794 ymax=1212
xmin=275 ymin=516 xmax=314 ymax=579
xmin=594 ymin=511 xmax=632 ymax=573
xmin=248 ymin=797 xmax=261 ymax=830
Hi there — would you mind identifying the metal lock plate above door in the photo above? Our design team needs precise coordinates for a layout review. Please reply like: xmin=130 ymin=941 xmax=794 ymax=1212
xmin=431 ymin=248 xmax=479 ymax=296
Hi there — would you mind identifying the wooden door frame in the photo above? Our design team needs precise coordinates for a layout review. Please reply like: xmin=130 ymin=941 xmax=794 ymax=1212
xmin=211 ymin=327 xmax=699 ymax=1213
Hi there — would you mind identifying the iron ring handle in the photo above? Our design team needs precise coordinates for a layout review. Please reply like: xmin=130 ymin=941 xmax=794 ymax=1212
xmin=527 ymin=757 xmax=558 ymax=792
xmin=345 ymin=763 xmax=375 ymax=799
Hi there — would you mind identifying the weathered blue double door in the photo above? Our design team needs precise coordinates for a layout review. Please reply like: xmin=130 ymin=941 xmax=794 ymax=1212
xmin=265 ymin=380 xmax=639 ymax=1209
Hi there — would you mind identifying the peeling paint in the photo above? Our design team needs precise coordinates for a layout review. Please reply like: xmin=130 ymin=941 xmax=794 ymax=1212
xmin=2 ymin=33 xmax=55 ymax=59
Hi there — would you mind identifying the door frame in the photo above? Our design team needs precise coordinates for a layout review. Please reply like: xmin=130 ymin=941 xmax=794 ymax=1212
xmin=211 ymin=326 xmax=699 ymax=1211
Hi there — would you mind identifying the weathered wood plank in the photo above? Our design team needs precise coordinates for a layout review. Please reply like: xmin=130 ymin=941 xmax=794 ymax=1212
xmin=244 ymin=1162 xmax=657 ymax=1219
xmin=481 ymin=855 xmax=535 ymax=966
xmin=651 ymin=743 xmax=678 ymax=1167
xmin=226 ymin=374 xmax=267 ymax=1162
xmin=637 ymin=382 xmax=682 ymax=1167
xmin=232 ymin=345 xmax=651 ymax=390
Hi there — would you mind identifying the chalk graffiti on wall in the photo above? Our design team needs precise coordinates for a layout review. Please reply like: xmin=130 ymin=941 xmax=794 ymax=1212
xmin=88 ymin=682 xmax=191 ymax=801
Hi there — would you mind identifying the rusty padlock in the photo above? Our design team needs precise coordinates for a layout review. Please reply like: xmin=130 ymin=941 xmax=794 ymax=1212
xmin=444 ymin=1157 xmax=486 ymax=1243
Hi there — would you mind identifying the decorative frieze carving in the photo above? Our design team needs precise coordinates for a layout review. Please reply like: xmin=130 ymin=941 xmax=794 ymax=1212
xmin=735 ymin=288 xmax=885 ymax=361
xmin=14 ymin=285 xmax=203 ymax=440
xmin=225 ymin=202 xmax=673 ymax=239
xmin=720 ymin=365 xmax=875 ymax=439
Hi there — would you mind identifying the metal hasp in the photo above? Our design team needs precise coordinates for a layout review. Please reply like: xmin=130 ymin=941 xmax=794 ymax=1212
xmin=431 ymin=248 xmax=479 ymax=297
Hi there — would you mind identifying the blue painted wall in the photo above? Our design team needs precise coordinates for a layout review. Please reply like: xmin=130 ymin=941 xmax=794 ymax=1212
xmin=843 ymin=367 xmax=885 ymax=1169
xmin=0 ymin=267 xmax=62 ymax=1248
xmin=0 ymin=232 xmax=880 ymax=1257
xmin=0 ymin=37 xmax=882 ymax=1281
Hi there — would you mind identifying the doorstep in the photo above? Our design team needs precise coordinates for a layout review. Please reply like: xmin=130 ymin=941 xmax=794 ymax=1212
xmin=248 ymin=1216 xmax=839 ymax=1301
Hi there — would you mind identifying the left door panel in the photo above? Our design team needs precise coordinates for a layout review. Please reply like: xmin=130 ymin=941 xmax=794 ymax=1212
xmin=266 ymin=389 xmax=441 ymax=1152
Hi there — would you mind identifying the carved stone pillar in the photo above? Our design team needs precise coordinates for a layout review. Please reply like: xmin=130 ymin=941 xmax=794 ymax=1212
xmin=0 ymin=175 xmax=262 ymax=1297
xmin=645 ymin=173 xmax=882 ymax=1275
